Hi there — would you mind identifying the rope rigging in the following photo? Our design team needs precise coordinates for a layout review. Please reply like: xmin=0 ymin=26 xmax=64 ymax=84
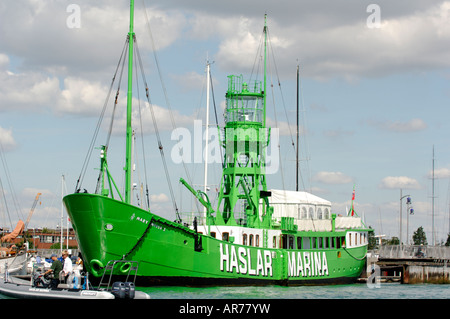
xmin=75 ymin=39 xmax=129 ymax=193
xmin=252 ymin=23 xmax=310 ymax=193
xmin=134 ymin=38 xmax=181 ymax=222
xmin=73 ymin=31 xmax=181 ymax=220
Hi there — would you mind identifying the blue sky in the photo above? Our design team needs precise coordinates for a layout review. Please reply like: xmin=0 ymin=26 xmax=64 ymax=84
xmin=0 ymin=0 xmax=449 ymax=244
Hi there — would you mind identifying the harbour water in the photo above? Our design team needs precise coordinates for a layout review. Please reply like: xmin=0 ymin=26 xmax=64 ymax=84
xmin=141 ymin=282 xmax=449 ymax=299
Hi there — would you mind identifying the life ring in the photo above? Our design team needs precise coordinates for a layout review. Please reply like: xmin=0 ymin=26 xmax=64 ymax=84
xmin=119 ymin=262 xmax=132 ymax=274
xmin=90 ymin=259 xmax=104 ymax=277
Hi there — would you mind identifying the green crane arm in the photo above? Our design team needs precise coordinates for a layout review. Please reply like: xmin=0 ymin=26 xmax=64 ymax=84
xmin=179 ymin=178 xmax=214 ymax=215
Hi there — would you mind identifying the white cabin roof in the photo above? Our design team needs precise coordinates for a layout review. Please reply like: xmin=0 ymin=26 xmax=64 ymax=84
xmin=268 ymin=189 xmax=331 ymax=207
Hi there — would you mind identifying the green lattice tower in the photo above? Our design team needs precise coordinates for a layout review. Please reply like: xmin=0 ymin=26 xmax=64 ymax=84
xmin=215 ymin=18 xmax=273 ymax=229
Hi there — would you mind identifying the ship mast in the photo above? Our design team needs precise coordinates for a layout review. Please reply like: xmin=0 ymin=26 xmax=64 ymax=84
xmin=124 ymin=0 xmax=135 ymax=204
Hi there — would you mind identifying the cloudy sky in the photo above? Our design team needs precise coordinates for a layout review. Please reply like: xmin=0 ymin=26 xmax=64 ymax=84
xmin=0 ymin=0 xmax=449 ymax=244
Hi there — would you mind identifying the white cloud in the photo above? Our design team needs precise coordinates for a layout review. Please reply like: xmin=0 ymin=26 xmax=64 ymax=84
xmin=108 ymin=99 xmax=197 ymax=135
xmin=0 ymin=126 xmax=17 ymax=151
xmin=170 ymin=71 xmax=218 ymax=93
xmin=189 ymin=1 xmax=450 ymax=80
xmin=379 ymin=176 xmax=421 ymax=189
xmin=324 ymin=129 xmax=355 ymax=138
xmin=0 ymin=68 xmax=60 ymax=112
xmin=428 ymin=167 xmax=450 ymax=179
xmin=0 ymin=54 xmax=9 ymax=70
xmin=369 ymin=118 xmax=427 ymax=133
xmin=56 ymin=77 xmax=108 ymax=116
xmin=150 ymin=193 xmax=169 ymax=203
xmin=312 ymin=171 xmax=353 ymax=184
xmin=0 ymin=1 xmax=186 ymax=86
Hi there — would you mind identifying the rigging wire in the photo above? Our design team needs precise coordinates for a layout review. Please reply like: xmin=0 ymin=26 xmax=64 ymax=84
xmin=209 ymin=66 xmax=224 ymax=169
xmin=142 ymin=0 xmax=209 ymax=221
xmin=134 ymin=35 xmax=181 ymax=222
xmin=0 ymin=142 xmax=22 ymax=228
xmin=95 ymin=36 xmax=129 ymax=195
xmin=263 ymin=24 xmax=310 ymax=192
xmin=133 ymin=41 xmax=150 ymax=211
xmin=75 ymin=39 xmax=129 ymax=193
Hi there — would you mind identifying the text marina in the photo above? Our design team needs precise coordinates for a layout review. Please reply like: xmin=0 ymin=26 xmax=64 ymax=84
xmin=219 ymin=243 xmax=330 ymax=278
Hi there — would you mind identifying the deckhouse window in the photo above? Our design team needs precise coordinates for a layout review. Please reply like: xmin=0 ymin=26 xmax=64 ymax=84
xmin=317 ymin=208 xmax=323 ymax=219
xmin=303 ymin=237 xmax=310 ymax=249
xmin=297 ymin=237 xmax=302 ymax=249
xmin=300 ymin=207 xmax=307 ymax=219
xmin=289 ymin=236 xmax=294 ymax=249
xmin=243 ymin=234 xmax=248 ymax=245
xmin=223 ymin=232 xmax=229 ymax=242
xmin=255 ymin=235 xmax=260 ymax=247
xmin=249 ymin=234 xmax=254 ymax=246
xmin=272 ymin=236 xmax=277 ymax=248
xmin=308 ymin=207 xmax=314 ymax=219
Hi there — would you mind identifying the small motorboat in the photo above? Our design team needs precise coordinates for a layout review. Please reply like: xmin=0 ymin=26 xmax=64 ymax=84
xmin=0 ymin=260 xmax=150 ymax=299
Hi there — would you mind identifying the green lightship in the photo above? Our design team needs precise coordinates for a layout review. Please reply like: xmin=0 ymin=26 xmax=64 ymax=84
xmin=63 ymin=0 xmax=371 ymax=286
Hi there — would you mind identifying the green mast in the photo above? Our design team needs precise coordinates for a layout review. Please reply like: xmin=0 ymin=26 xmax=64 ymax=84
xmin=215 ymin=15 xmax=273 ymax=231
xmin=124 ymin=0 xmax=135 ymax=204
xmin=263 ymin=14 xmax=267 ymax=128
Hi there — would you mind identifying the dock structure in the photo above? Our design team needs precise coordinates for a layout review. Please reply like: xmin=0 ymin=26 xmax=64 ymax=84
xmin=364 ymin=245 xmax=450 ymax=284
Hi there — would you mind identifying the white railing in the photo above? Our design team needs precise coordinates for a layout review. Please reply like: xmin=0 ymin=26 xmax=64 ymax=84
xmin=375 ymin=245 xmax=450 ymax=259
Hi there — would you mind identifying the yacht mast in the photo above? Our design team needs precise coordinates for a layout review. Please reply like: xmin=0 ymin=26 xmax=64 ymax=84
xmin=203 ymin=60 xmax=211 ymax=217
xmin=432 ymin=145 xmax=435 ymax=246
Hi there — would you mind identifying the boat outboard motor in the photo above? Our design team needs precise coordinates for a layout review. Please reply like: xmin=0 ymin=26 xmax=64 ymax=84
xmin=32 ymin=272 xmax=51 ymax=288
xmin=124 ymin=282 xmax=135 ymax=299
xmin=111 ymin=281 xmax=126 ymax=299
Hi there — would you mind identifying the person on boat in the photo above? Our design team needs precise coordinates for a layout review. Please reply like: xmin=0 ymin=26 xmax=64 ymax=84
xmin=75 ymin=256 xmax=83 ymax=268
xmin=61 ymin=250 xmax=73 ymax=283
xmin=42 ymin=254 xmax=63 ymax=289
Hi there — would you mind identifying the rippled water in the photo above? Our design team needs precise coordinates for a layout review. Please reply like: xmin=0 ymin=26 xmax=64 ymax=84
xmin=141 ymin=282 xmax=449 ymax=299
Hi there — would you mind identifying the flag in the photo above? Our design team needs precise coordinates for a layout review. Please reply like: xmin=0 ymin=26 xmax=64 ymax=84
xmin=349 ymin=186 xmax=355 ymax=216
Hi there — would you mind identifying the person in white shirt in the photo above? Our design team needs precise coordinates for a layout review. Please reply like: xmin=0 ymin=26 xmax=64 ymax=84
xmin=61 ymin=250 xmax=73 ymax=282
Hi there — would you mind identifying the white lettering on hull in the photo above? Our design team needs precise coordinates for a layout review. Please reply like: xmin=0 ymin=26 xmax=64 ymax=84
xmin=220 ymin=243 xmax=272 ymax=277
xmin=288 ymin=251 xmax=329 ymax=278
xmin=220 ymin=243 xmax=330 ymax=279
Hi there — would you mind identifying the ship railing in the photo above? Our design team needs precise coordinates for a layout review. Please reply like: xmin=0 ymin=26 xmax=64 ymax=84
xmin=179 ymin=213 xmax=207 ymax=227
xmin=272 ymin=215 xmax=363 ymax=232
xmin=375 ymin=245 xmax=450 ymax=259
xmin=227 ymin=75 xmax=262 ymax=94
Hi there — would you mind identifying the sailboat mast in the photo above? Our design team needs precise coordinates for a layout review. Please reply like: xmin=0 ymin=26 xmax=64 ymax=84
xmin=125 ymin=0 xmax=135 ymax=204
xmin=432 ymin=145 xmax=435 ymax=246
xmin=203 ymin=60 xmax=210 ymax=217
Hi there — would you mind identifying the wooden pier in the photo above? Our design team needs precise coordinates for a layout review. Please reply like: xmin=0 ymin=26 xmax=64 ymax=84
xmin=376 ymin=258 xmax=449 ymax=284
xmin=361 ymin=246 xmax=450 ymax=284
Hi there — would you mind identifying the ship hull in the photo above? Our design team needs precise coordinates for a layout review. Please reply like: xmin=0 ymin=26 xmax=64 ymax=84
xmin=64 ymin=193 xmax=367 ymax=286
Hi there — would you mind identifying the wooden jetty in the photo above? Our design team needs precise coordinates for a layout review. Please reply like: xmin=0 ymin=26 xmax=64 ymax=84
xmin=361 ymin=245 xmax=450 ymax=284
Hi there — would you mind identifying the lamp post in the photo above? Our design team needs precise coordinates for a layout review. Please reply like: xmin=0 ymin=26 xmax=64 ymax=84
xmin=399 ymin=189 xmax=413 ymax=248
